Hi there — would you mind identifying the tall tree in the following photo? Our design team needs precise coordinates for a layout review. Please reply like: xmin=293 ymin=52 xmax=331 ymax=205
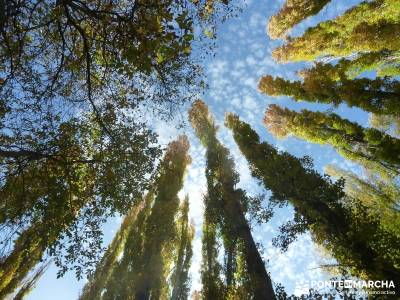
xmin=200 ymin=201 xmax=224 ymax=300
xmin=12 ymin=262 xmax=50 ymax=300
xmin=133 ymin=136 xmax=191 ymax=300
xmin=99 ymin=192 xmax=154 ymax=299
xmin=268 ymin=0 xmax=331 ymax=39
xmin=225 ymin=113 xmax=400 ymax=286
xmin=325 ymin=165 xmax=400 ymax=235
xmin=272 ymin=0 xmax=400 ymax=62
xmin=263 ymin=105 xmax=400 ymax=179
xmin=189 ymin=100 xmax=276 ymax=300
xmin=258 ymin=74 xmax=400 ymax=116
xmin=170 ymin=197 xmax=194 ymax=300
xmin=86 ymin=136 xmax=192 ymax=299
xmin=297 ymin=51 xmax=400 ymax=81
xmin=79 ymin=199 xmax=148 ymax=300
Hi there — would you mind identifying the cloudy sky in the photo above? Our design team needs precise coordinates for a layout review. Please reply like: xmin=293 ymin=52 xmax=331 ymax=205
xmin=27 ymin=0 xmax=368 ymax=298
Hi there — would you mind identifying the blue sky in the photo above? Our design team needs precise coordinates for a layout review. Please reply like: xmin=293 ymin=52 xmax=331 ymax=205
xmin=26 ymin=0 xmax=370 ymax=298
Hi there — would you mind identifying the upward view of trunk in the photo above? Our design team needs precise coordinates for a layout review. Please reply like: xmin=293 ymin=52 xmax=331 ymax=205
xmin=80 ymin=136 xmax=192 ymax=300
xmin=189 ymin=100 xmax=276 ymax=300
xmin=200 ymin=205 xmax=224 ymax=300
xmin=170 ymin=198 xmax=194 ymax=300
xmin=224 ymin=189 xmax=275 ymax=299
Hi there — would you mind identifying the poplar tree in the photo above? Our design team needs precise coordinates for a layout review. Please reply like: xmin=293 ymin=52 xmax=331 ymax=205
xmin=272 ymin=0 xmax=400 ymax=62
xmin=258 ymin=74 xmax=400 ymax=116
xmin=297 ymin=51 xmax=400 ymax=81
xmin=13 ymin=262 xmax=50 ymax=300
xmin=83 ymin=136 xmax=192 ymax=300
xmin=170 ymin=198 xmax=195 ymax=300
xmin=79 ymin=200 xmax=148 ymax=300
xmin=225 ymin=113 xmax=400 ymax=286
xmin=100 ymin=192 xmax=154 ymax=299
xmin=200 ymin=195 xmax=224 ymax=300
xmin=133 ymin=136 xmax=191 ymax=300
xmin=268 ymin=0 xmax=331 ymax=39
xmin=263 ymin=105 xmax=400 ymax=179
xmin=325 ymin=165 xmax=400 ymax=235
xmin=189 ymin=100 xmax=276 ymax=300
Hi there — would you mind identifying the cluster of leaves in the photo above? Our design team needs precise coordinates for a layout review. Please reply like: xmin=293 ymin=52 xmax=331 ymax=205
xmin=369 ymin=113 xmax=400 ymax=138
xmin=300 ymin=50 xmax=400 ymax=80
xmin=325 ymin=165 xmax=400 ymax=235
xmin=267 ymin=0 xmax=331 ymax=40
xmin=271 ymin=0 xmax=400 ymax=62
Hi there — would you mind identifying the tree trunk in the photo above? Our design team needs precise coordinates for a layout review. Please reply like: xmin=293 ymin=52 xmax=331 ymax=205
xmin=223 ymin=189 xmax=276 ymax=300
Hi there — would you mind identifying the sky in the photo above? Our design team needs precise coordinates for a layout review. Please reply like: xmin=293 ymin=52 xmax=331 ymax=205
xmin=26 ymin=0 xmax=369 ymax=298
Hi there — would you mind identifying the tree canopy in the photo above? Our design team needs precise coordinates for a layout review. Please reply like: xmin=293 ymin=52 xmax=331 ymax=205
xmin=0 ymin=0 xmax=236 ymax=286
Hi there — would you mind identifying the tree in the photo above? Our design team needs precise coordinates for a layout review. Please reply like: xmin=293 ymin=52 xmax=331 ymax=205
xmin=132 ymin=136 xmax=191 ymax=300
xmin=325 ymin=165 xmax=400 ymax=236
xmin=0 ymin=115 xmax=160 ymax=298
xmin=268 ymin=0 xmax=331 ymax=39
xmin=272 ymin=0 xmax=400 ymax=62
xmin=225 ymin=113 xmax=400 ymax=286
xmin=258 ymin=74 xmax=400 ymax=116
xmin=263 ymin=105 xmax=400 ymax=179
xmin=0 ymin=0 xmax=235 ymax=280
xmin=83 ymin=136 xmax=192 ymax=299
xmin=369 ymin=113 xmax=400 ymax=138
xmin=99 ymin=192 xmax=154 ymax=299
xmin=12 ymin=262 xmax=50 ymax=300
xmin=297 ymin=51 xmax=400 ymax=81
xmin=0 ymin=0 xmax=234 ymax=119
xmin=189 ymin=100 xmax=276 ymax=300
xmin=200 ymin=200 xmax=224 ymax=300
xmin=79 ymin=200 xmax=148 ymax=300
xmin=170 ymin=197 xmax=195 ymax=300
